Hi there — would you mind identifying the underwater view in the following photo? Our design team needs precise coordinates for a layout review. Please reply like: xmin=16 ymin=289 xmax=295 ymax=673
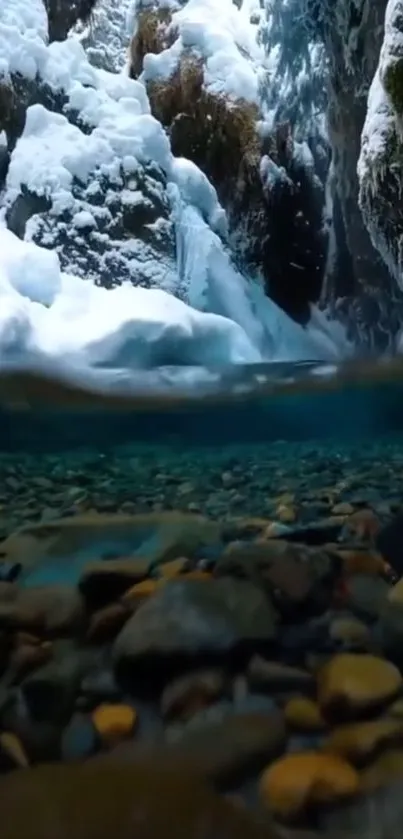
xmin=4 ymin=0 xmax=403 ymax=834
xmin=2 ymin=359 xmax=403 ymax=837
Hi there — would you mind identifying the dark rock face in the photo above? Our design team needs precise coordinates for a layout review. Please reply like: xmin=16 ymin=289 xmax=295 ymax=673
xmin=261 ymin=0 xmax=403 ymax=347
xmin=44 ymin=0 xmax=99 ymax=42
xmin=321 ymin=0 xmax=403 ymax=351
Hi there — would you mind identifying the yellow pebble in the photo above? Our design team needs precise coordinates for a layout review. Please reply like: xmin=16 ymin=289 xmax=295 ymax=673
xmin=92 ymin=703 xmax=137 ymax=746
xmin=0 ymin=732 xmax=29 ymax=768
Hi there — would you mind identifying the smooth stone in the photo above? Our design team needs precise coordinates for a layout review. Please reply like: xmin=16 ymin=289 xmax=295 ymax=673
xmin=113 ymin=578 xmax=278 ymax=670
xmin=318 ymin=653 xmax=402 ymax=721
xmin=92 ymin=703 xmax=137 ymax=747
xmin=324 ymin=718 xmax=403 ymax=765
xmin=259 ymin=751 xmax=359 ymax=820
xmin=61 ymin=713 xmax=97 ymax=761
xmin=215 ymin=540 xmax=338 ymax=616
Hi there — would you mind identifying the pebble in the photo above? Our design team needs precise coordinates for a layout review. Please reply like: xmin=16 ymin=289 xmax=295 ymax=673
xmin=92 ymin=703 xmax=137 ymax=746
xmin=259 ymin=751 xmax=359 ymax=819
xmin=318 ymin=653 xmax=402 ymax=721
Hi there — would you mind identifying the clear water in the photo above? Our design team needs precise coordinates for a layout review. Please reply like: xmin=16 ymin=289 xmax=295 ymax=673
xmin=1 ymin=357 xmax=403 ymax=836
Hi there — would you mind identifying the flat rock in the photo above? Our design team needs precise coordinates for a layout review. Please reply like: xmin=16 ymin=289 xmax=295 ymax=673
xmin=113 ymin=578 xmax=278 ymax=670
xmin=0 ymin=512 xmax=222 ymax=586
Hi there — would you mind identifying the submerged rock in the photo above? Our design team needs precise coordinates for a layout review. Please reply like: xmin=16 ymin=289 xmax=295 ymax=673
xmin=113 ymin=577 xmax=278 ymax=674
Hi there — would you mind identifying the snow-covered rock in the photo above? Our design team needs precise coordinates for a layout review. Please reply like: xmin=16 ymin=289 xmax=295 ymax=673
xmin=0 ymin=0 xmax=351 ymax=387
xmin=129 ymin=0 xmax=329 ymax=324
xmin=359 ymin=1 xmax=403 ymax=287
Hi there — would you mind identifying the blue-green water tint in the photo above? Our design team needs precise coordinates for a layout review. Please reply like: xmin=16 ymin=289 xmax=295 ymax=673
xmin=19 ymin=533 xmax=161 ymax=588
xmin=2 ymin=357 xmax=403 ymax=579
xmin=2 ymin=362 xmax=403 ymax=450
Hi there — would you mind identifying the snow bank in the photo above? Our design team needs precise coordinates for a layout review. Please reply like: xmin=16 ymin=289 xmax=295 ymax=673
xmin=141 ymin=0 xmax=264 ymax=103
xmin=0 ymin=0 xmax=48 ymax=79
xmin=0 ymin=226 xmax=261 ymax=370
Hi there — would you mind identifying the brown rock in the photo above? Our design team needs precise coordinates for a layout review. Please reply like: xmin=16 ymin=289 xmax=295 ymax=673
xmin=161 ymin=669 xmax=226 ymax=720
xmin=0 ymin=586 xmax=85 ymax=635
xmin=259 ymin=751 xmax=359 ymax=819
xmin=284 ymin=697 xmax=326 ymax=732
xmin=247 ymin=656 xmax=314 ymax=694
xmin=216 ymin=540 xmax=336 ymax=614
xmin=86 ymin=603 xmax=130 ymax=644
xmin=114 ymin=578 xmax=278 ymax=668
xmin=318 ymin=653 xmax=402 ymax=721
xmin=324 ymin=719 xmax=403 ymax=765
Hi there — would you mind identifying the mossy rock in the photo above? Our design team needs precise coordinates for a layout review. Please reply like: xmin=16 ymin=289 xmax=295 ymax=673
xmin=0 ymin=759 xmax=277 ymax=839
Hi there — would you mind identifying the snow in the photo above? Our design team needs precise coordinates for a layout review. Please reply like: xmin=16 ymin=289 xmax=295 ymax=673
xmin=0 ymin=0 xmax=350 ymax=388
xmin=141 ymin=0 xmax=265 ymax=104
xmin=0 ymin=225 xmax=260 ymax=370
